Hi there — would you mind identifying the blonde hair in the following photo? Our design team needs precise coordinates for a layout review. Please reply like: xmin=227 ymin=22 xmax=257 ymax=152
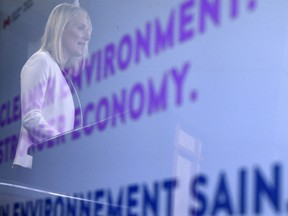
xmin=40 ymin=3 xmax=92 ymax=69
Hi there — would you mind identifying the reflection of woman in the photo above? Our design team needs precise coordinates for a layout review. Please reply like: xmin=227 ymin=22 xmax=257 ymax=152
xmin=13 ymin=3 xmax=92 ymax=168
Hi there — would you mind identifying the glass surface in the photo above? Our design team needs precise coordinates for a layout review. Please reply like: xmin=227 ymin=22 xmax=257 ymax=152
xmin=1 ymin=0 xmax=288 ymax=215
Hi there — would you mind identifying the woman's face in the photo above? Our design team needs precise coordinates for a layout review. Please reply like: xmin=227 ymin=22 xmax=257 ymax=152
xmin=62 ymin=12 xmax=91 ymax=60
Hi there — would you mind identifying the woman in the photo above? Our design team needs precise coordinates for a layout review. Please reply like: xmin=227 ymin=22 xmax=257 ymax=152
xmin=13 ymin=3 xmax=92 ymax=168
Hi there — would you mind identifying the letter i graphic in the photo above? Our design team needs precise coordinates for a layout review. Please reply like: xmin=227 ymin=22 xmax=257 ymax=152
xmin=247 ymin=0 xmax=257 ymax=11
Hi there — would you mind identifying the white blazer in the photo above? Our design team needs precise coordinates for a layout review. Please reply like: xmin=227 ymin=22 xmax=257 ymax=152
xmin=13 ymin=51 xmax=75 ymax=168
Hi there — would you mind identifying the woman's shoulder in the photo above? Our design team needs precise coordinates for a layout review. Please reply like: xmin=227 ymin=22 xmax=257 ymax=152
xmin=26 ymin=50 xmax=55 ymax=65
xmin=23 ymin=50 xmax=59 ymax=71
xmin=21 ymin=50 xmax=60 ymax=78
